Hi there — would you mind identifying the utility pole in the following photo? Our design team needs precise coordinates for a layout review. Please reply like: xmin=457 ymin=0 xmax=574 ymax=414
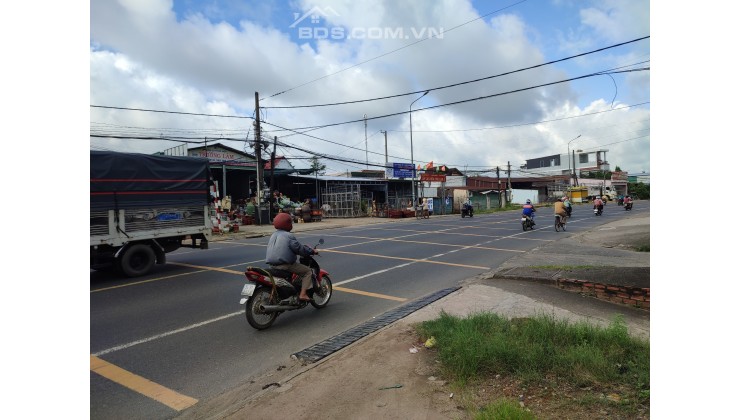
xmin=254 ymin=92 xmax=264 ymax=224
xmin=496 ymin=166 xmax=501 ymax=208
xmin=364 ymin=114 xmax=368 ymax=169
xmin=572 ymin=150 xmax=579 ymax=187
xmin=269 ymin=136 xmax=277 ymax=221
xmin=381 ymin=130 xmax=388 ymax=178
xmin=507 ymin=161 xmax=511 ymax=207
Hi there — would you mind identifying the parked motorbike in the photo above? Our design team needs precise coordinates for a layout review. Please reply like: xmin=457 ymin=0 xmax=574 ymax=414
xmin=624 ymin=202 xmax=633 ymax=211
xmin=521 ymin=215 xmax=534 ymax=231
xmin=240 ymin=239 xmax=332 ymax=330
xmin=461 ymin=203 xmax=474 ymax=218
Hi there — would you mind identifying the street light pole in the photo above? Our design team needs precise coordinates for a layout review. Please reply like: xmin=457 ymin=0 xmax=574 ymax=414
xmin=364 ymin=114 xmax=368 ymax=169
xmin=567 ymin=134 xmax=581 ymax=187
xmin=409 ymin=91 xmax=429 ymax=209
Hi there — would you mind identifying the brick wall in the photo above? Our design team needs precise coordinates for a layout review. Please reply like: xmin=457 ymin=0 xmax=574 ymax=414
xmin=557 ymin=279 xmax=650 ymax=310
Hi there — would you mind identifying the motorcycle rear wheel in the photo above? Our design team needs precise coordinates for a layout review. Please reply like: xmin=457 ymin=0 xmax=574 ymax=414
xmin=311 ymin=275 xmax=333 ymax=309
xmin=245 ymin=288 xmax=278 ymax=330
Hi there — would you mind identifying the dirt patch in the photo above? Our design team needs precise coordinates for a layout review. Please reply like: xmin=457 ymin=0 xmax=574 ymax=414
xmin=450 ymin=373 xmax=649 ymax=419
xmin=222 ymin=325 xmax=464 ymax=420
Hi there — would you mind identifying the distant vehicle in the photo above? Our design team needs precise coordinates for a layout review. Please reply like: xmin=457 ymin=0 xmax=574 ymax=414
xmin=90 ymin=151 xmax=213 ymax=277
xmin=461 ymin=202 xmax=473 ymax=218
xmin=586 ymin=185 xmax=617 ymax=201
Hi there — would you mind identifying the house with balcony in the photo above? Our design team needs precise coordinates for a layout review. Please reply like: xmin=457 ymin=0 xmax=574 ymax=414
xmin=521 ymin=149 xmax=611 ymax=177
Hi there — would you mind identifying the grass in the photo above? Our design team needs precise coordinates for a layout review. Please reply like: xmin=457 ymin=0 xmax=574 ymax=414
xmin=475 ymin=399 xmax=536 ymax=420
xmin=472 ymin=203 xmax=522 ymax=214
xmin=635 ymin=245 xmax=650 ymax=252
xmin=416 ymin=312 xmax=649 ymax=418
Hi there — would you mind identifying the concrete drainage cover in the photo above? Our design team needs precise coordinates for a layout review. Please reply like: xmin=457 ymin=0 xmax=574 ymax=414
xmin=292 ymin=286 xmax=461 ymax=363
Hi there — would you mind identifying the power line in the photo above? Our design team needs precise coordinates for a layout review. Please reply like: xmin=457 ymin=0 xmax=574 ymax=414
xmin=268 ymin=67 xmax=650 ymax=132
xmin=263 ymin=37 xmax=649 ymax=109
xmin=90 ymin=105 xmax=256 ymax=121
xmin=388 ymin=103 xmax=650 ymax=134
xmin=90 ymin=101 xmax=650 ymax=164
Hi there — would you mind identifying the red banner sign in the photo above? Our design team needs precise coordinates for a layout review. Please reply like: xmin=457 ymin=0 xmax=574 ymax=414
xmin=420 ymin=173 xmax=447 ymax=182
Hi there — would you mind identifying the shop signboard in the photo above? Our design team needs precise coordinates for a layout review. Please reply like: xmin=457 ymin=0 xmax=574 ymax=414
xmin=393 ymin=163 xmax=415 ymax=178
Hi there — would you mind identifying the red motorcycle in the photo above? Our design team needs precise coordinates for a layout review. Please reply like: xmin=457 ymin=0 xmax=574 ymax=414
xmin=240 ymin=239 xmax=332 ymax=330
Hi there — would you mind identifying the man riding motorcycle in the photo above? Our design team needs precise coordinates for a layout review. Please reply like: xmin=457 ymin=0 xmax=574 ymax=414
xmin=623 ymin=195 xmax=633 ymax=210
xmin=563 ymin=196 xmax=572 ymax=217
xmin=522 ymin=199 xmax=536 ymax=225
xmin=265 ymin=212 xmax=318 ymax=302
xmin=593 ymin=196 xmax=604 ymax=214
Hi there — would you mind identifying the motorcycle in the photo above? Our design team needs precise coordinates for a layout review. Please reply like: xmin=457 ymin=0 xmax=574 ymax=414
xmin=461 ymin=203 xmax=474 ymax=218
xmin=240 ymin=239 xmax=332 ymax=330
xmin=594 ymin=205 xmax=603 ymax=216
xmin=624 ymin=202 xmax=633 ymax=211
xmin=565 ymin=205 xmax=572 ymax=218
xmin=521 ymin=214 xmax=534 ymax=231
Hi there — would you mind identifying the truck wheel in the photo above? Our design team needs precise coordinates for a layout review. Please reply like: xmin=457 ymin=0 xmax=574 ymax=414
xmin=120 ymin=244 xmax=155 ymax=277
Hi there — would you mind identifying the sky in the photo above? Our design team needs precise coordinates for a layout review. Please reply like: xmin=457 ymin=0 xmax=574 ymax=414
xmin=89 ymin=0 xmax=651 ymax=176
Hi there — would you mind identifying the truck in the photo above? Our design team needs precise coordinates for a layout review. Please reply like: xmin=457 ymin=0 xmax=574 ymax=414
xmin=90 ymin=151 xmax=213 ymax=277
xmin=588 ymin=185 xmax=617 ymax=201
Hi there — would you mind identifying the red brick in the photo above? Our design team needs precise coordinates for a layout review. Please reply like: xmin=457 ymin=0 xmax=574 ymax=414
xmin=623 ymin=298 xmax=637 ymax=306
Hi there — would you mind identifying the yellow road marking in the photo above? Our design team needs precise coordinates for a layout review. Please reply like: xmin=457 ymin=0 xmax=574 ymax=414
xmin=90 ymin=355 xmax=198 ymax=411
xmin=168 ymin=262 xmax=243 ymax=274
xmin=333 ymin=286 xmax=407 ymax=302
xmin=320 ymin=249 xmax=490 ymax=270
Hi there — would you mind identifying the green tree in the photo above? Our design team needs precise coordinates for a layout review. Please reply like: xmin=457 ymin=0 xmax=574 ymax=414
xmin=628 ymin=182 xmax=650 ymax=199
xmin=309 ymin=156 xmax=326 ymax=175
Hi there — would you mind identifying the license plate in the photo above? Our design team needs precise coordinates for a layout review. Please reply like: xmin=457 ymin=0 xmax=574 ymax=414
xmin=241 ymin=283 xmax=256 ymax=296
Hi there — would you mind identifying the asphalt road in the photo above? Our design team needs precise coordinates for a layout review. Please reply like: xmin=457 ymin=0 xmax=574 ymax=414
xmin=90 ymin=200 xmax=649 ymax=419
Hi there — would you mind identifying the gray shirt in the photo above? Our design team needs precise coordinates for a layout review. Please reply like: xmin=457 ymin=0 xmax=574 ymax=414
xmin=265 ymin=229 xmax=314 ymax=265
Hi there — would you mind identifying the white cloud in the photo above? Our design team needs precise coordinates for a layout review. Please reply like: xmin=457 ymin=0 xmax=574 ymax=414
xmin=90 ymin=0 xmax=649 ymax=174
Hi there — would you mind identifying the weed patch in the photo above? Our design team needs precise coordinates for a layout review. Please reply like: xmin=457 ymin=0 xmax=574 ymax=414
xmin=416 ymin=312 xmax=649 ymax=419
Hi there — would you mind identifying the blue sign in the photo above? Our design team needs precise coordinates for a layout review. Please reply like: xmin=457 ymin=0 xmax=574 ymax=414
xmin=393 ymin=163 xmax=415 ymax=178
xmin=156 ymin=212 xmax=183 ymax=221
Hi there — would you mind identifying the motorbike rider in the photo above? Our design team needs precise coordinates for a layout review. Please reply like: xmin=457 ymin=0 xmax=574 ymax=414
xmin=593 ymin=196 xmax=604 ymax=213
xmin=554 ymin=197 xmax=568 ymax=224
xmin=623 ymin=195 xmax=633 ymax=208
xmin=522 ymin=199 xmax=536 ymax=225
xmin=563 ymin=196 xmax=572 ymax=217
xmin=265 ymin=212 xmax=318 ymax=302
xmin=462 ymin=199 xmax=473 ymax=215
